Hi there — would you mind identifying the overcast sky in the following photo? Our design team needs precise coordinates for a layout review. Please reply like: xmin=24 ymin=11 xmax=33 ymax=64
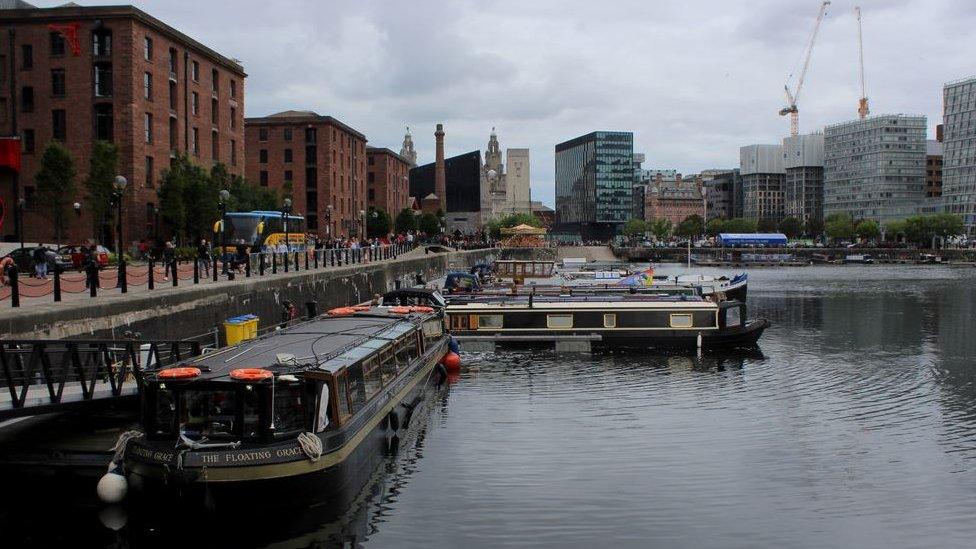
xmin=53 ymin=0 xmax=976 ymax=206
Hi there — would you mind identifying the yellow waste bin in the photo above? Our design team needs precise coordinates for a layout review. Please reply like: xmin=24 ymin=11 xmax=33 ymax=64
xmin=224 ymin=314 xmax=259 ymax=345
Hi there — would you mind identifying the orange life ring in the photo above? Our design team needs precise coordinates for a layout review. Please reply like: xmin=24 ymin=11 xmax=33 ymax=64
xmin=328 ymin=307 xmax=356 ymax=316
xmin=389 ymin=306 xmax=411 ymax=315
xmin=408 ymin=306 xmax=434 ymax=313
xmin=230 ymin=368 xmax=273 ymax=381
xmin=351 ymin=306 xmax=371 ymax=312
xmin=158 ymin=367 xmax=201 ymax=379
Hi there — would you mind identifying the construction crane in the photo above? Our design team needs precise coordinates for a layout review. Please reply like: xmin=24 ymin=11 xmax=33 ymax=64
xmin=779 ymin=1 xmax=831 ymax=136
xmin=855 ymin=6 xmax=869 ymax=118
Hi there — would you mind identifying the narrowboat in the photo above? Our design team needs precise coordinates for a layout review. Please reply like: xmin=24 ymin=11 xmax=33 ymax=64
xmin=843 ymin=254 xmax=874 ymax=264
xmin=121 ymin=292 xmax=453 ymax=507
xmin=445 ymin=294 xmax=768 ymax=350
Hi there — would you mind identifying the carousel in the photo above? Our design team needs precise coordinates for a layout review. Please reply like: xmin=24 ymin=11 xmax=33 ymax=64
xmin=499 ymin=223 xmax=547 ymax=247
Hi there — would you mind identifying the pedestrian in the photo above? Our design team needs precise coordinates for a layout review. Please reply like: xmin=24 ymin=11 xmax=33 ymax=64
xmin=234 ymin=239 xmax=248 ymax=274
xmin=197 ymin=238 xmax=211 ymax=277
xmin=0 ymin=256 xmax=15 ymax=286
xmin=161 ymin=241 xmax=175 ymax=281
xmin=32 ymin=246 xmax=48 ymax=279
xmin=83 ymin=243 xmax=99 ymax=289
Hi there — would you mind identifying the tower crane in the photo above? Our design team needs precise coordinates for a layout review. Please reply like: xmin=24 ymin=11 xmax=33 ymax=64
xmin=779 ymin=1 xmax=830 ymax=136
xmin=855 ymin=6 xmax=869 ymax=118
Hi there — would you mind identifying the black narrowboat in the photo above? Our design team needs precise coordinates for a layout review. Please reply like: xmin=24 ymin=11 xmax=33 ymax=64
xmin=122 ymin=293 xmax=452 ymax=507
xmin=445 ymin=294 xmax=768 ymax=350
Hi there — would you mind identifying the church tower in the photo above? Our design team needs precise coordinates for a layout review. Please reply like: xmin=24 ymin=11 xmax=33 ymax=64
xmin=399 ymin=126 xmax=417 ymax=167
xmin=484 ymin=127 xmax=504 ymax=176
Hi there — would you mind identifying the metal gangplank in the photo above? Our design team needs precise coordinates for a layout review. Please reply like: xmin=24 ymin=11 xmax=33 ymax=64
xmin=0 ymin=339 xmax=203 ymax=420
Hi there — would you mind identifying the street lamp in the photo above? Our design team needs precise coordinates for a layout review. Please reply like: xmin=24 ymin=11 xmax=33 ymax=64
xmin=282 ymin=197 xmax=292 ymax=250
xmin=324 ymin=204 xmax=333 ymax=241
xmin=359 ymin=209 xmax=366 ymax=239
xmin=218 ymin=189 xmax=230 ymax=273
xmin=73 ymin=202 xmax=81 ymax=218
xmin=17 ymin=197 xmax=25 ymax=250
xmin=112 ymin=175 xmax=127 ymax=292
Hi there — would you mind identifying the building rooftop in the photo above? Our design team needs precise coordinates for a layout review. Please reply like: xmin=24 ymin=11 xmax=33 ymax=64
xmin=245 ymin=111 xmax=367 ymax=140
xmin=366 ymin=146 xmax=412 ymax=165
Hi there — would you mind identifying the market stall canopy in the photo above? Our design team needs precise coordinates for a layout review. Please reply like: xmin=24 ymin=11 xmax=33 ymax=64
xmin=500 ymin=223 xmax=547 ymax=236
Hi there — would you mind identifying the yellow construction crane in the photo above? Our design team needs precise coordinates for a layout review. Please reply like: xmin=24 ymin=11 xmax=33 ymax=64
xmin=780 ymin=1 xmax=831 ymax=136
xmin=855 ymin=6 xmax=869 ymax=119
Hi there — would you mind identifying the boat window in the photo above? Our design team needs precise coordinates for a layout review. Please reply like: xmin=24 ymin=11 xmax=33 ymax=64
xmin=547 ymin=314 xmax=573 ymax=329
xmin=604 ymin=314 xmax=616 ymax=328
xmin=335 ymin=373 xmax=351 ymax=422
xmin=363 ymin=357 xmax=382 ymax=401
xmin=315 ymin=382 xmax=330 ymax=433
xmin=423 ymin=319 xmax=443 ymax=347
xmin=380 ymin=348 xmax=397 ymax=383
xmin=183 ymin=390 xmax=238 ymax=438
xmin=478 ymin=314 xmax=503 ymax=329
xmin=450 ymin=314 xmax=469 ymax=330
xmin=670 ymin=313 xmax=694 ymax=328
xmin=153 ymin=386 xmax=175 ymax=435
xmin=346 ymin=364 xmax=367 ymax=414
xmin=725 ymin=306 xmax=741 ymax=327
xmin=396 ymin=336 xmax=417 ymax=365
xmin=273 ymin=384 xmax=304 ymax=434
xmin=242 ymin=388 xmax=261 ymax=438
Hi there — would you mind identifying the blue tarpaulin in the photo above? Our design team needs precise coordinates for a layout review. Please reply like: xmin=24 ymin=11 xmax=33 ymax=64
xmin=719 ymin=233 xmax=788 ymax=246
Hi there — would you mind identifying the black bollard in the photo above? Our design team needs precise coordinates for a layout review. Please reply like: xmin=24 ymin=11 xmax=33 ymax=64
xmin=284 ymin=251 xmax=289 ymax=273
xmin=345 ymin=249 xmax=350 ymax=265
xmin=53 ymin=269 xmax=61 ymax=302
xmin=314 ymin=250 xmax=319 ymax=269
xmin=8 ymin=267 xmax=19 ymax=307
xmin=259 ymin=252 xmax=266 ymax=276
xmin=294 ymin=251 xmax=299 ymax=271
xmin=213 ymin=252 xmax=218 ymax=282
xmin=245 ymin=255 xmax=251 ymax=277
xmin=305 ymin=301 xmax=317 ymax=320
xmin=148 ymin=259 xmax=154 ymax=290
xmin=172 ymin=260 xmax=178 ymax=287
xmin=305 ymin=250 xmax=310 ymax=270
xmin=87 ymin=263 xmax=98 ymax=297
xmin=119 ymin=260 xmax=128 ymax=294
xmin=193 ymin=256 xmax=199 ymax=284
xmin=272 ymin=252 xmax=278 ymax=274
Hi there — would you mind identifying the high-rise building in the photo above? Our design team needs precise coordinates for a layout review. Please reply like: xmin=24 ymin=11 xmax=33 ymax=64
xmin=555 ymin=131 xmax=633 ymax=240
xmin=739 ymin=144 xmax=785 ymax=222
xmin=926 ymin=140 xmax=943 ymax=198
xmin=824 ymin=115 xmax=927 ymax=223
xmin=0 ymin=2 xmax=245 ymax=245
xmin=505 ymin=148 xmax=530 ymax=213
xmin=366 ymin=147 xmax=411 ymax=215
xmin=942 ymin=77 xmax=976 ymax=234
xmin=782 ymin=133 xmax=824 ymax=226
xmin=703 ymin=170 xmax=740 ymax=221
xmin=245 ymin=111 xmax=367 ymax=237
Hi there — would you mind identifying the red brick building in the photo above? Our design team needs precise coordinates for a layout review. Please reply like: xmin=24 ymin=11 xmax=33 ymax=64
xmin=0 ymin=3 xmax=245 ymax=246
xmin=644 ymin=174 xmax=705 ymax=226
xmin=245 ymin=111 xmax=367 ymax=238
xmin=366 ymin=147 xmax=410 ymax=215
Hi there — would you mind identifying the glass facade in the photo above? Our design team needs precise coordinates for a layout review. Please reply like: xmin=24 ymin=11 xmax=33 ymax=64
xmin=555 ymin=131 xmax=633 ymax=237
xmin=824 ymin=115 xmax=927 ymax=223
xmin=943 ymin=78 xmax=976 ymax=234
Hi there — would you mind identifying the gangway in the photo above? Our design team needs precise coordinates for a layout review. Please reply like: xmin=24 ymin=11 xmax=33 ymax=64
xmin=0 ymin=339 xmax=203 ymax=420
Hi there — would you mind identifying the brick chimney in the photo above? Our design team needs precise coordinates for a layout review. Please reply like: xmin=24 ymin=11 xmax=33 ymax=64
xmin=434 ymin=123 xmax=446 ymax=213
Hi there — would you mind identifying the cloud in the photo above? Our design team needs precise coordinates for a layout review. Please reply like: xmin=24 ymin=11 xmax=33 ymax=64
xmin=55 ymin=0 xmax=975 ymax=207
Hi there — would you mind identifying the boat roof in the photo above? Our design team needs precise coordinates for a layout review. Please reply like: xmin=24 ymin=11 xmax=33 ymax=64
xmin=447 ymin=295 xmax=717 ymax=309
xmin=167 ymin=309 xmax=430 ymax=381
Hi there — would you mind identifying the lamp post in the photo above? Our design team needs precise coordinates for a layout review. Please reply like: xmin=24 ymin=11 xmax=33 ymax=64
xmin=324 ymin=204 xmax=333 ymax=242
xmin=282 ymin=197 xmax=292 ymax=250
xmin=17 ymin=197 xmax=25 ymax=250
xmin=112 ymin=175 xmax=127 ymax=292
xmin=359 ymin=209 xmax=366 ymax=239
xmin=218 ymin=189 xmax=230 ymax=274
xmin=73 ymin=202 xmax=81 ymax=218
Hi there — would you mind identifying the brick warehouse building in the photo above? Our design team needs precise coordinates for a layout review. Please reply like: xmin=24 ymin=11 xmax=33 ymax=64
xmin=366 ymin=146 xmax=411 ymax=215
xmin=0 ymin=3 xmax=245 ymax=246
xmin=245 ymin=111 xmax=367 ymax=238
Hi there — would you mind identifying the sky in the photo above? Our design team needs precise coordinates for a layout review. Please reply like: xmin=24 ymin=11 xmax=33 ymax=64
xmin=47 ymin=0 xmax=976 ymax=206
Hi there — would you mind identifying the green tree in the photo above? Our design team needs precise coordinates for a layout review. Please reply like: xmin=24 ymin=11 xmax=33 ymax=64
xmin=824 ymin=212 xmax=855 ymax=241
xmin=157 ymin=156 xmax=189 ymax=240
xmin=395 ymin=208 xmax=418 ymax=233
xmin=805 ymin=217 xmax=824 ymax=237
xmin=675 ymin=214 xmax=704 ymax=238
xmin=83 ymin=140 xmax=118 ymax=242
xmin=778 ymin=216 xmax=803 ymax=238
xmin=931 ymin=213 xmax=964 ymax=240
xmin=757 ymin=218 xmax=777 ymax=232
xmin=366 ymin=207 xmax=392 ymax=238
xmin=855 ymin=219 xmax=881 ymax=240
xmin=225 ymin=173 xmax=278 ymax=212
xmin=622 ymin=218 xmax=647 ymax=237
xmin=647 ymin=218 xmax=672 ymax=241
xmin=178 ymin=158 xmax=217 ymax=241
xmin=723 ymin=218 xmax=758 ymax=233
xmin=484 ymin=212 xmax=542 ymax=239
xmin=884 ymin=219 xmax=906 ymax=241
xmin=418 ymin=212 xmax=440 ymax=235
xmin=34 ymin=141 xmax=77 ymax=245
xmin=705 ymin=218 xmax=725 ymax=237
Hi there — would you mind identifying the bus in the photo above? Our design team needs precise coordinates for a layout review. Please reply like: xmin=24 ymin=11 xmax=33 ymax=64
xmin=217 ymin=211 xmax=307 ymax=251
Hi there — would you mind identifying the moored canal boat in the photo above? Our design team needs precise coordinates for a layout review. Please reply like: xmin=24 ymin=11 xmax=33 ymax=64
xmin=444 ymin=294 xmax=768 ymax=351
xmin=120 ymin=293 xmax=453 ymax=506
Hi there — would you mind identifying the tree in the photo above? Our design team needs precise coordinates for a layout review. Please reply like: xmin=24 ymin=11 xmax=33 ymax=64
xmin=824 ymin=212 xmax=855 ymax=241
xmin=179 ymin=158 xmax=218 ymax=241
xmin=157 ymin=156 xmax=189 ymax=240
xmin=34 ymin=141 xmax=77 ymax=245
xmin=705 ymin=218 xmax=725 ymax=237
xmin=366 ymin=207 xmax=392 ymax=238
xmin=884 ymin=219 xmax=906 ymax=241
xmin=418 ymin=212 xmax=440 ymax=235
xmin=931 ymin=213 xmax=964 ymax=239
xmin=484 ymin=212 xmax=542 ymax=239
xmin=778 ymin=216 xmax=803 ymax=238
xmin=395 ymin=208 xmax=417 ymax=233
xmin=647 ymin=218 xmax=672 ymax=241
xmin=675 ymin=214 xmax=704 ymax=238
xmin=225 ymin=172 xmax=278 ymax=212
xmin=805 ymin=217 xmax=824 ymax=237
xmin=723 ymin=218 xmax=758 ymax=233
xmin=757 ymin=218 xmax=778 ymax=232
xmin=855 ymin=219 xmax=880 ymax=240
xmin=83 ymin=140 xmax=118 ymax=242
xmin=622 ymin=218 xmax=646 ymax=237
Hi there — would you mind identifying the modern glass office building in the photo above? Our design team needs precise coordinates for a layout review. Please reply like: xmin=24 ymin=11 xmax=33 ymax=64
xmin=824 ymin=115 xmax=927 ymax=223
xmin=555 ymin=131 xmax=634 ymax=239
xmin=943 ymin=77 xmax=976 ymax=235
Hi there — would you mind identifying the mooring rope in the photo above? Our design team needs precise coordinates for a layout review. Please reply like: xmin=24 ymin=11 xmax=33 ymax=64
xmin=297 ymin=432 xmax=323 ymax=462
xmin=109 ymin=429 xmax=145 ymax=468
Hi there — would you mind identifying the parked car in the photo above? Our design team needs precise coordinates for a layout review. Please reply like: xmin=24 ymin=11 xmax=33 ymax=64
xmin=58 ymin=244 xmax=110 ymax=270
xmin=1 ymin=246 xmax=73 ymax=274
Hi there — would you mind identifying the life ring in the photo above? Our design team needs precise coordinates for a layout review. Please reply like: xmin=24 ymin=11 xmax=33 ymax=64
xmin=158 ymin=367 xmax=201 ymax=379
xmin=408 ymin=305 xmax=433 ymax=313
xmin=389 ymin=306 xmax=411 ymax=315
xmin=351 ymin=306 xmax=371 ymax=312
xmin=328 ymin=307 xmax=356 ymax=316
xmin=230 ymin=368 xmax=273 ymax=381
